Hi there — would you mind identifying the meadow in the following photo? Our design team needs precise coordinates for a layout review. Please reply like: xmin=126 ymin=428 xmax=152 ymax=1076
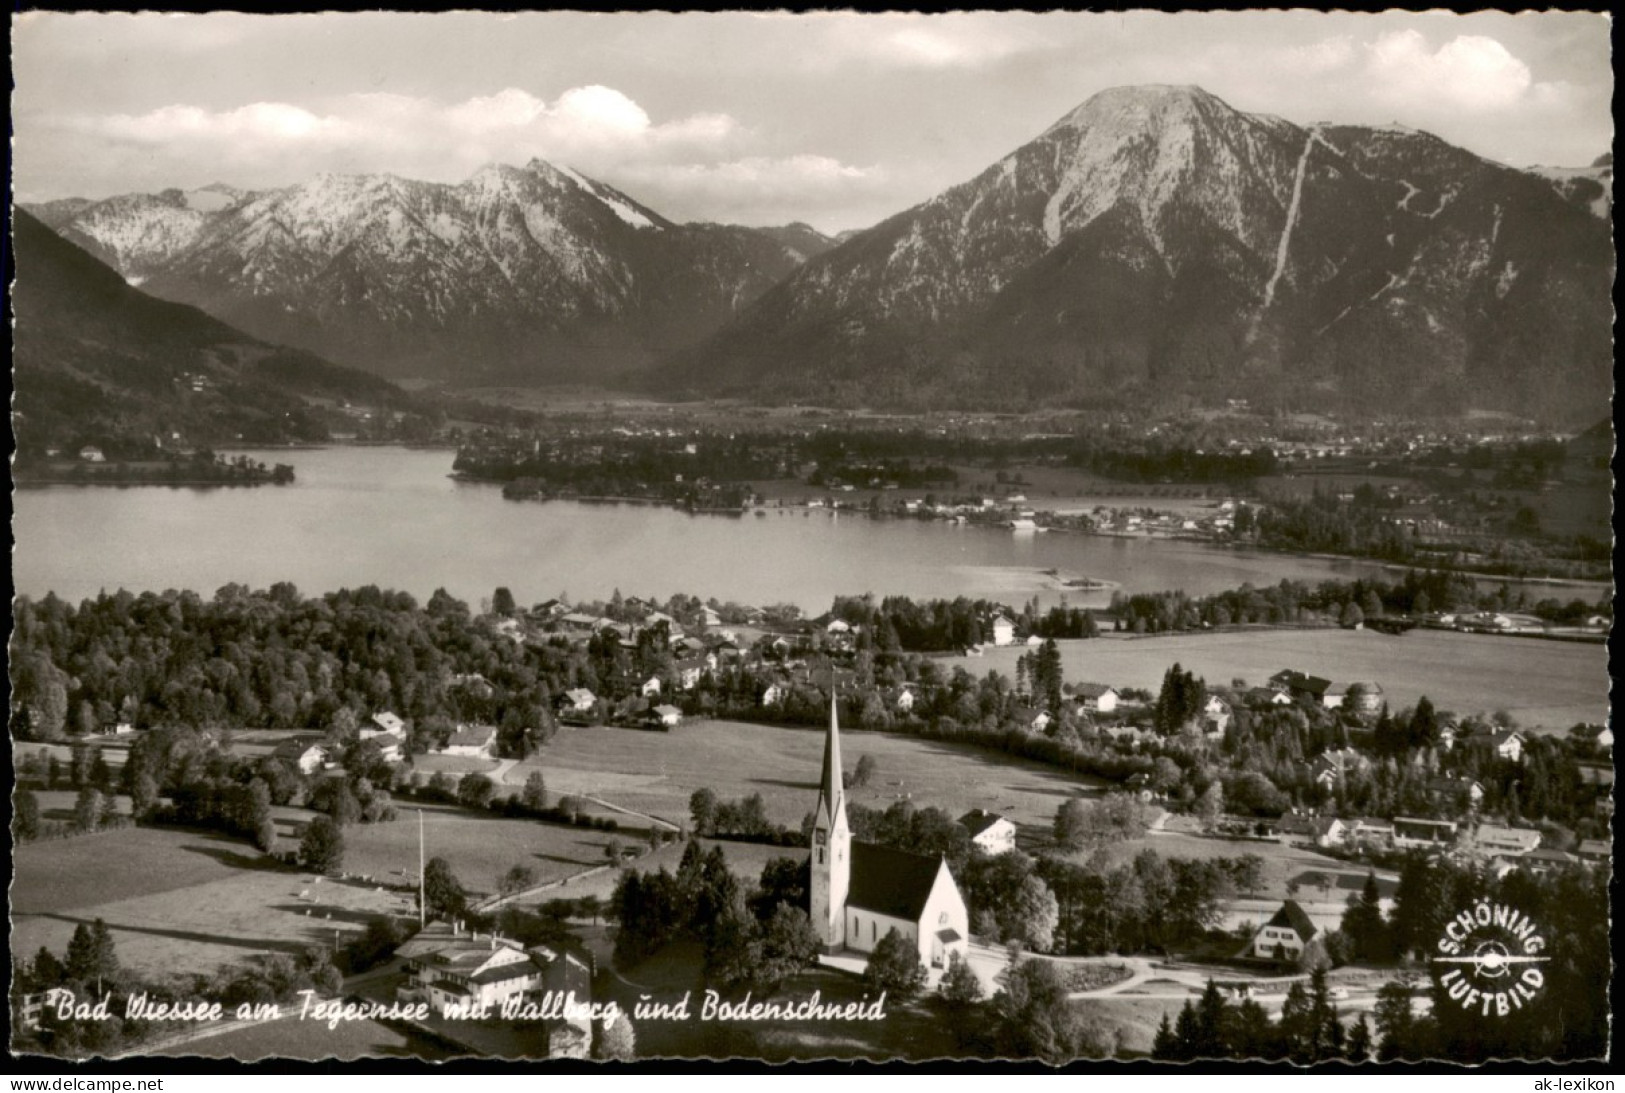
xmin=12 ymin=824 xmax=402 ymax=982
xmin=271 ymin=800 xmax=631 ymax=901
xmin=941 ymin=627 xmax=1607 ymax=729
xmin=511 ymin=718 xmax=1108 ymax=832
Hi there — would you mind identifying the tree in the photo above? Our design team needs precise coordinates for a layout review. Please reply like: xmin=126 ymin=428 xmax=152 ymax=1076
xmin=492 ymin=587 xmax=518 ymax=617
xmin=457 ymin=772 xmax=495 ymax=811
xmin=993 ymin=957 xmax=1112 ymax=1062
xmin=940 ymin=948 xmax=984 ymax=1008
xmin=74 ymin=787 xmax=104 ymax=832
xmin=689 ymin=788 xmax=718 ymax=835
xmin=1195 ymin=782 xmax=1224 ymax=832
xmin=864 ymin=928 xmax=928 ymax=1001
xmin=756 ymin=903 xmax=820 ymax=991
xmin=1373 ymin=979 xmax=1418 ymax=1060
xmin=500 ymin=864 xmax=538 ymax=900
xmin=423 ymin=856 xmax=468 ymax=920
xmin=1053 ymin=798 xmax=1089 ymax=850
xmin=1341 ymin=602 xmax=1365 ymax=628
xmin=300 ymin=815 xmax=345 ymax=873
xmin=1347 ymin=1013 xmax=1373 ymax=1061
xmin=593 ymin=1013 xmax=635 ymax=1061
xmin=15 ymin=788 xmax=42 ymax=841
xmin=520 ymin=771 xmax=548 ymax=811
xmin=65 ymin=919 xmax=119 ymax=993
xmin=852 ymin=754 xmax=878 ymax=788
xmin=1007 ymin=874 xmax=1059 ymax=952
xmin=255 ymin=814 xmax=279 ymax=853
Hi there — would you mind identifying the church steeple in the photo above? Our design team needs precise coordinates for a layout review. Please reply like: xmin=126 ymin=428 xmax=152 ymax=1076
xmin=810 ymin=688 xmax=850 ymax=950
xmin=816 ymin=690 xmax=844 ymax=823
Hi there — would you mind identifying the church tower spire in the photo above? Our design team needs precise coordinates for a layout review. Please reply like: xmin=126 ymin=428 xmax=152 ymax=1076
xmin=810 ymin=689 xmax=850 ymax=950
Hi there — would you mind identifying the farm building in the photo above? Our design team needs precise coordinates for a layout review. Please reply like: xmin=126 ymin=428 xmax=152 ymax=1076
xmin=395 ymin=921 xmax=590 ymax=1056
xmin=439 ymin=724 xmax=497 ymax=759
xmin=958 ymin=810 xmax=1018 ymax=855
xmin=1394 ymin=816 xmax=1458 ymax=850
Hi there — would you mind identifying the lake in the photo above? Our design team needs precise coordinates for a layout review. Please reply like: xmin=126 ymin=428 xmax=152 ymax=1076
xmin=12 ymin=445 xmax=1423 ymax=611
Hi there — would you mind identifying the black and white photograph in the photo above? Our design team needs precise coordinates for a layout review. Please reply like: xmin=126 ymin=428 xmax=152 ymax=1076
xmin=7 ymin=9 xmax=1615 ymax=1072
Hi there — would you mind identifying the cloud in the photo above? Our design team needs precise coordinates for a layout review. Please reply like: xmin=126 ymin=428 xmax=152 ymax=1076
xmin=617 ymin=154 xmax=890 ymax=228
xmin=814 ymin=13 xmax=1045 ymax=70
xmin=77 ymin=85 xmax=741 ymax=184
xmin=1363 ymin=31 xmax=1534 ymax=111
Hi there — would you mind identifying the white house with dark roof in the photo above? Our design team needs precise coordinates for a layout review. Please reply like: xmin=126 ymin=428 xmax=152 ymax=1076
xmin=989 ymin=616 xmax=1016 ymax=647
xmin=958 ymin=809 xmax=1018 ymax=855
xmin=1074 ymin=683 xmax=1118 ymax=714
xmin=810 ymin=696 xmax=969 ymax=972
xmin=274 ymin=734 xmax=331 ymax=775
xmin=1248 ymin=899 xmax=1319 ymax=961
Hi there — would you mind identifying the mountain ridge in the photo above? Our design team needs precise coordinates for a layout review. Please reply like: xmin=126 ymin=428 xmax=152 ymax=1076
xmin=658 ymin=84 xmax=1612 ymax=423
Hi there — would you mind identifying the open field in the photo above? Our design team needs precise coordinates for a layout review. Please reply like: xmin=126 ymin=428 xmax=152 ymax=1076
xmin=12 ymin=825 xmax=402 ymax=982
xmin=941 ymin=627 xmax=1607 ymax=729
xmin=150 ymin=1014 xmax=453 ymax=1062
xmin=512 ymin=719 xmax=1108 ymax=832
xmin=274 ymin=801 xmax=628 ymax=899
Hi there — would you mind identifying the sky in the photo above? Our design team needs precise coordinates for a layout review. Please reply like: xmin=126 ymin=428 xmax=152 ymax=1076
xmin=11 ymin=10 xmax=1614 ymax=234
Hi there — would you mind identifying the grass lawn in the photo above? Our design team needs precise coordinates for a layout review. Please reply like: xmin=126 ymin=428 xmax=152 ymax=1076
xmin=12 ymin=824 xmax=403 ymax=982
xmin=279 ymin=801 xmax=627 ymax=899
xmin=516 ymin=719 xmax=1107 ymax=834
xmin=149 ymin=1014 xmax=453 ymax=1062
xmin=940 ymin=627 xmax=1606 ymax=729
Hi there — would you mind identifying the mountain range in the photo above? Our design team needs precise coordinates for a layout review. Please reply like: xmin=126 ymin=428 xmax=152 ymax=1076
xmin=664 ymin=86 xmax=1612 ymax=422
xmin=29 ymin=164 xmax=835 ymax=384
xmin=11 ymin=206 xmax=410 ymax=453
xmin=26 ymin=85 xmax=1613 ymax=422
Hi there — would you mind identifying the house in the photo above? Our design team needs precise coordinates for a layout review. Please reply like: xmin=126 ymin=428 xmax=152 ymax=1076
xmin=1249 ymin=900 xmax=1319 ymax=962
xmin=1270 ymin=669 xmax=1344 ymax=709
xmin=639 ymin=676 xmax=663 ymax=699
xmin=1471 ymin=824 xmax=1542 ymax=857
xmin=646 ymin=704 xmax=683 ymax=729
xmin=1309 ymin=748 xmax=1369 ymax=789
xmin=1436 ymin=724 xmax=1458 ymax=751
xmin=1276 ymin=814 xmax=1318 ymax=841
xmin=825 ymin=619 xmax=852 ymax=635
xmin=1427 ymin=777 xmax=1486 ymax=808
xmin=1342 ymin=681 xmax=1385 ymax=716
xmin=811 ymin=697 xmax=970 ymax=972
xmin=1202 ymin=695 xmax=1232 ymax=736
xmin=1310 ymin=816 xmax=1348 ymax=849
xmin=1012 ymin=707 xmax=1051 ymax=733
xmin=989 ymin=615 xmax=1017 ymax=647
xmin=558 ymin=689 xmax=597 ymax=716
xmin=395 ymin=921 xmax=591 ymax=1057
xmin=1393 ymin=816 xmax=1458 ymax=850
xmin=1074 ymin=683 xmax=1118 ymax=714
xmin=533 ymin=598 xmax=570 ymax=621
xmin=1485 ymin=729 xmax=1525 ymax=763
xmin=1348 ymin=817 xmax=1394 ymax=850
xmin=1521 ymin=848 xmax=1577 ymax=874
xmin=894 ymin=687 xmax=916 ymax=714
xmin=274 ymin=734 xmax=331 ymax=775
xmin=957 ymin=810 xmax=1018 ymax=855
xmin=79 ymin=445 xmax=106 ymax=463
xmin=449 ymin=673 xmax=495 ymax=700
xmin=1583 ymin=724 xmax=1613 ymax=751
xmin=1244 ymin=687 xmax=1293 ymax=710
xmin=438 ymin=724 xmax=497 ymax=759
xmin=1575 ymin=839 xmax=1610 ymax=865
xmin=761 ymin=682 xmax=788 ymax=707
xmin=1125 ymin=771 xmax=1156 ymax=803
xmin=367 ymin=712 xmax=407 ymax=738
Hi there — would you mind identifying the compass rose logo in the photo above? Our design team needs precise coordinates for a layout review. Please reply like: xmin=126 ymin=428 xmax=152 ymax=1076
xmin=1431 ymin=900 xmax=1548 ymax=1017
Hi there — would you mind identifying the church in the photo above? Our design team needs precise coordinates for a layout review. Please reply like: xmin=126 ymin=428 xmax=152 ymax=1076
xmin=810 ymin=695 xmax=970 ymax=972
